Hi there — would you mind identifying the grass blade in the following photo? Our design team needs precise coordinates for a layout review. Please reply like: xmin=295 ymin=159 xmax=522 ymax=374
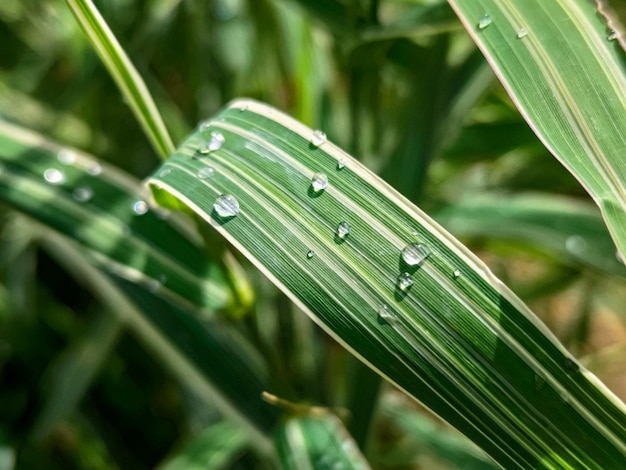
xmin=63 ymin=0 xmax=174 ymax=158
xmin=149 ymin=99 xmax=626 ymax=468
xmin=447 ymin=0 xmax=626 ymax=258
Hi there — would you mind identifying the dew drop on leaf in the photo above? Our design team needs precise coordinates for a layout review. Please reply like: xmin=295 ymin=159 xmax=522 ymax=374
xmin=73 ymin=186 xmax=94 ymax=202
xmin=214 ymin=194 xmax=240 ymax=218
xmin=57 ymin=149 xmax=76 ymax=165
xmin=397 ymin=272 xmax=414 ymax=291
xmin=44 ymin=168 xmax=65 ymax=185
xmin=311 ymin=172 xmax=328 ymax=192
xmin=197 ymin=166 xmax=215 ymax=179
xmin=307 ymin=250 xmax=315 ymax=259
xmin=200 ymin=131 xmax=225 ymax=154
xmin=311 ymin=130 xmax=327 ymax=147
xmin=377 ymin=304 xmax=398 ymax=325
xmin=401 ymin=243 xmax=431 ymax=266
xmin=516 ymin=28 xmax=527 ymax=39
xmin=133 ymin=200 xmax=149 ymax=215
xmin=337 ymin=159 xmax=346 ymax=170
xmin=336 ymin=221 xmax=350 ymax=239
xmin=477 ymin=14 xmax=492 ymax=30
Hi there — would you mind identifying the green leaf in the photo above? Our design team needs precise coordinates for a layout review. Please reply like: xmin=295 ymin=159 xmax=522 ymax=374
xmin=446 ymin=0 xmax=626 ymax=259
xmin=275 ymin=412 xmax=370 ymax=470
xmin=149 ymin=100 xmax=626 ymax=469
xmin=435 ymin=192 xmax=626 ymax=277
xmin=157 ymin=421 xmax=248 ymax=470
xmin=0 ymin=119 xmax=230 ymax=313
xmin=63 ymin=0 xmax=174 ymax=158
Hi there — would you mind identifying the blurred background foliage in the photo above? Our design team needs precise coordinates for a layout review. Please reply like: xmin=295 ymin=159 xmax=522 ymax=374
xmin=0 ymin=0 xmax=625 ymax=468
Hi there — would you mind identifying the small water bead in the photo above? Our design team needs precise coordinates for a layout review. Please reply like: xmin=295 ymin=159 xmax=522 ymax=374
xmin=198 ymin=120 xmax=212 ymax=131
xmin=516 ymin=28 xmax=528 ymax=39
xmin=477 ymin=14 xmax=492 ymax=30
xmin=73 ymin=186 xmax=94 ymax=202
xmin=159 ymin=168 xmax=172 ymax=178
xmin=311 ymin=130 xmax=327 ymax=147
xmin=58 ymin=149 xmax=76 ymax=165
xmin=617 ymin=251 xmax=625 ymax=265
xmin=453 ymin=269 xmax=462 ymax=278
xmin=608 ymin=30 xmax=619 ymax=41
xmin=311 ymin=172 xmax=328 ymax=192
xmin=565 ymin=235 xmax=587 ymax=254
xmin=377 ymin=304 xmax=398 ymax=325
xmin=307 ymin=250 xmax=315 ymax=259
xmin=44 ymin=168 xmax=65 ymax=185
xmin=337 ymin=159 xmax=346 ymax=170
xmin=86 ymin=161 xmax=102 ymax=176
xmin=239 ymin=103 xmax=249 ymax=112
xmin=401 ymin=243 xmax=431 ymax=266
xmin=197 ymin=166 xmax=215 ymax=179
xmin=397 ymin=272 xmax=414 ymax=291
xmin=336 ymin=221 xmax=350 ymax=239
xmin=133 ymin=200 xmax=149 ymax=215
xmin=200 ymin=131 xmax=225 ymax=154
xmin=214 ymin=194 xmax=240 ymax=218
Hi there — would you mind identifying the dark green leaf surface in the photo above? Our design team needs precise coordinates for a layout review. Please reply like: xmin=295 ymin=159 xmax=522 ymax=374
xmin=149 ymin=100 xmax=626 ymax=469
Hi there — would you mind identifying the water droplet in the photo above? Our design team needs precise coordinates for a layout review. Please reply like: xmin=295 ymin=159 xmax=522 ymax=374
xmin=337 ymin=159 xmax=345 ymax=170
xmin=565 ymin=235 xmax=587 ymax=254
xmin=198 ymin=120 xmax=211 ymax=131
xmin=377 ymin=304 xmax=398 ymax=324
xmin=401 ymin=243 xmax=431 ymax=266
xmin=73 ymin=186 xmax=93 ymax=202
xmin=453 ymin=269 xmax=461 ymax=278
xmin=608 ymin=30 xmax=619 ymax=41
xmin=44 ymin=168 xmax=65 ymax=185
xmin=311 ymin=130 xmax=327 ymax=147
xmin=197 ymin=166 xmax=215 ymax=179
xmin=516 ymin=28 xmax=527 ymax=39
xmin=239 ymin=103 xmax=249 ymax=112
xmin=307 ymin=250 xmax=315 ymax=259
xmin=477 ymin=14 xmax=492 ymax=30
xmin=58 ymin=149 xmax=76 ymax=164
xmin=617 ymin=251 xmax=625 ymax=265
xmin=411 ymin=230 xmax=418 ymax=236
xmin=311 ymin=172 xmax=328 ymax=192
xmin=147 ymin=278 xmax=161 ymax=293
xmin=200 ymin=131 xmax=225 ymax=154
xmin=214 ymin=194 xmax=240 ymax=218
xmin=397 ymin=272 xmax=414 ymax=291
xmin=86 ymin=161 xmax=102 ymax=175
xmin=159 ymin=168 xmax=172 ymax=178
xmin=563 ymin=357 xmax=579 ymax=374
xmin=336 ymin=222 xmax=350 ymax=239
xmin=133 ymin=200 xmax=149 ymax=215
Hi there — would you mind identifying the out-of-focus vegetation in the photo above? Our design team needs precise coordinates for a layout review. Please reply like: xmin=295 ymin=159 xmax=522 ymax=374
xmin=1 ymin=0 xmax=625 ymax=468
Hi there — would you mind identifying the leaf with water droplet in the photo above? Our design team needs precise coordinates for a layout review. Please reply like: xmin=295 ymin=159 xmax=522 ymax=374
xmin=73 ymin=186 xmax=94 ymax=202
xmin=133 ymin=200 xmax=149 ymax=215
xmin=44 ymin=168 xmax=65 ymax=185
xmin=214 ymin=194 xmax=240 ymax=218
xmin=516 ymin=28 xmax=528 ymax=39
xmin=397 ymin=272 xmax=414 ymax=291
xmin=200 ymin=131 xmax=225 ymax=154
xmin=311 ymin=130 xmax=327 ymax=147
xmin=311 ymin=172 xmax=328 ymax=192
xmin=478 ymin=14 xmax=492 ymax=29
xmin=336 ymin=221 xmax=350 ymax=239
xmin=401 ymin=243 xmax=431 ymax=266
xmin=337 ymin=159 xmax=345 ymax=170
xmin=197 ymin=166 xmax=215 ymax=179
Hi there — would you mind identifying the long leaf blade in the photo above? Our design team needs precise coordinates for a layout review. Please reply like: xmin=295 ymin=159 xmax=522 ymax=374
xmin=149 ymin=100 xmax=626 ymax=469
xmin=446 ymin=0 xmax=626 ymax=258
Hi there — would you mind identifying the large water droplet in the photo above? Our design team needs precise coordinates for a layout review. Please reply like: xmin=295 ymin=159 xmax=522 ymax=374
xmin=44 ymin=168 xmax=65 ymax=185
xmin=377 ymin=304 xmax=397 ymax=325
xmin=397 ymin=272 xmax=414 ymax=291
xmin=516 ymin=28 xmax=527 ymax=39
xmin=73 ymin=186 xmax=94 ymax=202
xmin=337 ymin=159 xmax=346 ymax=170
xmin=197 ymin=166 xmax=215 ymax=179
xmin=86 ymin=161 xmax=102 ymax=175
xmin=133 ymin=200 xmax=149 ymax=215
xmin=214 ymin=194 xmax=240 ymax=218
xmin=401 ymin=243 xmax=431 ymax=266
xmin=311 ymin=172 xmax=328 ymax=192
xmin=58 ymin=149 xmax=76 ymax=165
xmin=307 ymin=250 xmax=315 ymax=259
xmin=311 ymin=130 xmax=327 ymax=147
xmin=336 ymin=221 xmax=350 ymax=239
xmin=200 ymin=131 xmax=225 ymax=154
xmin=478 ymin=14 xmax=492 ymax=30
xmin=565 ymin=235 xmax=586 ymax=254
